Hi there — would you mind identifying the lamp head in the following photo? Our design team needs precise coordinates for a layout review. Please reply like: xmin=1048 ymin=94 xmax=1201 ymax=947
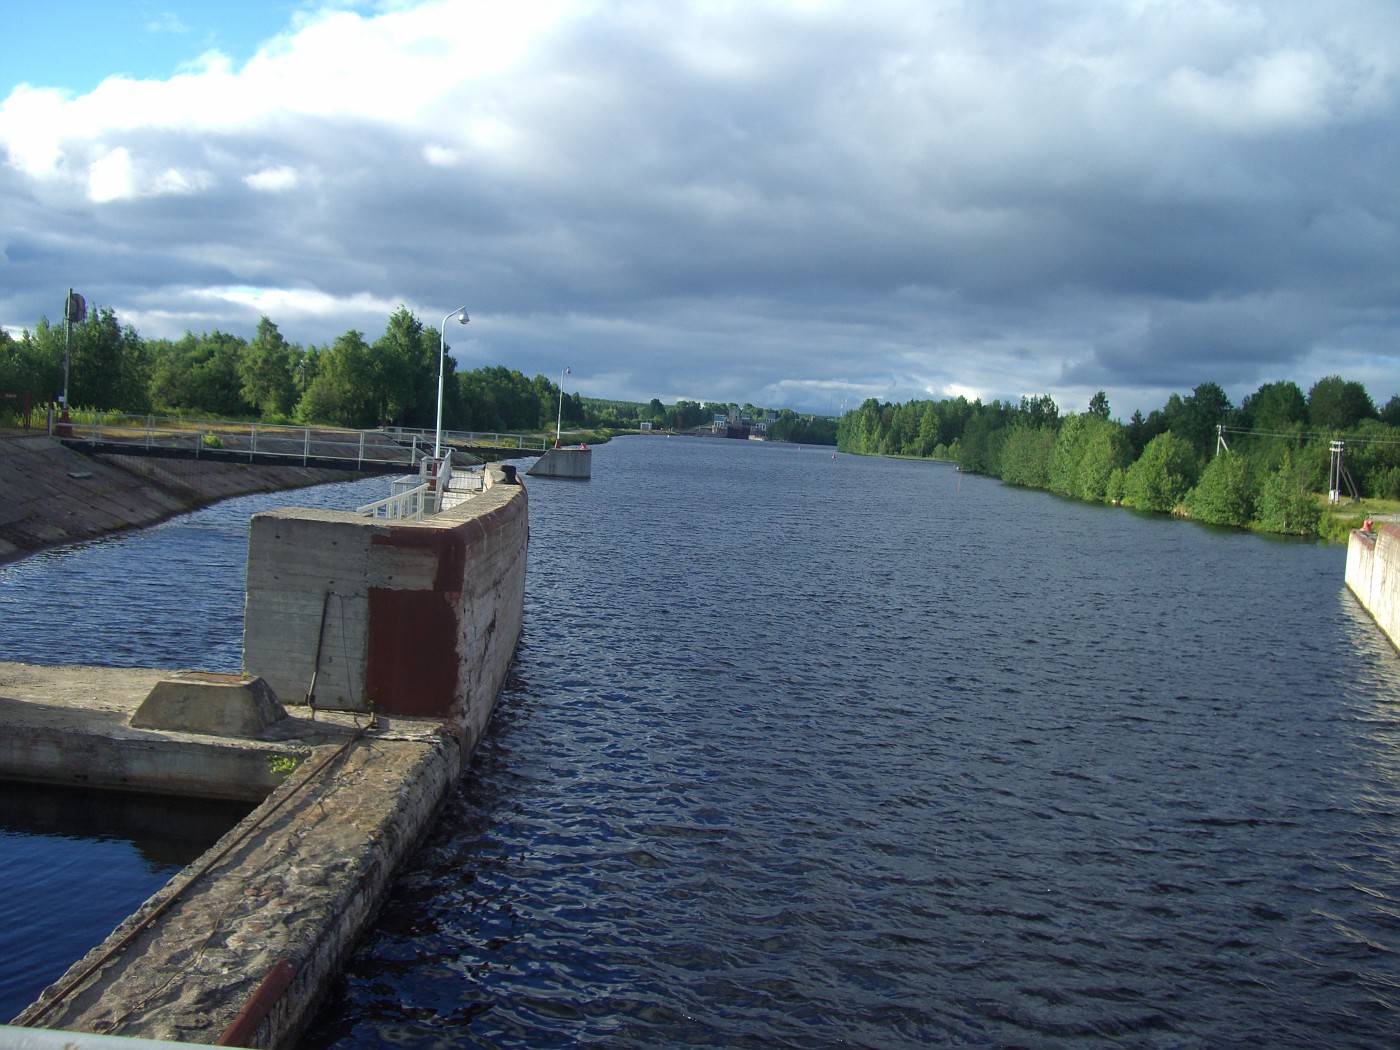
xmin=457 ymin=311 xmax=470 ymax=325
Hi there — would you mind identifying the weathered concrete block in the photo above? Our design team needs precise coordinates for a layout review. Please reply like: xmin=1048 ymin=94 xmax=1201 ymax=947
xmin=526 ymin=447 xmax=591 ymax=479
xmin=243 ymin=465 xmax=527 ymax=754
xmin=131 ymin=671 xmax=287 ymax=738
xmin=1347 ymin=522 xmax=1400 ymax=650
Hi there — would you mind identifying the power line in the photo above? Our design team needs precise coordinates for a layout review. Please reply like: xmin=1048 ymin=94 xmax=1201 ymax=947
xmin=1217 ymin=424 xmax=1400 ymax=447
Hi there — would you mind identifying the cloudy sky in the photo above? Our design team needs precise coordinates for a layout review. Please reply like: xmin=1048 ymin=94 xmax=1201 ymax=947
xmin=2 ymin=0 xmax=1396 ymax=417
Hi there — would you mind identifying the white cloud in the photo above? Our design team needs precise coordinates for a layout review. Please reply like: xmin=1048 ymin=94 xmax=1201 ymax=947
xmin=244 ymin=165 xmax=300 ymax=192
xmin=88 ymin=147 xmax=134 ymax=202
xmin=1 ymin=0 xmax=1397 ymax=416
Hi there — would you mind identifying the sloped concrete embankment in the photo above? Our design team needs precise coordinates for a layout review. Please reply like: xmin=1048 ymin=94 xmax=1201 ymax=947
xmin=1346 ymin=522 xmax=1400 ymax=650
xmin=0 ymin=434 xmax=358 ymax=565
xmin=9 ymin=466 xmax=528 ymax=1048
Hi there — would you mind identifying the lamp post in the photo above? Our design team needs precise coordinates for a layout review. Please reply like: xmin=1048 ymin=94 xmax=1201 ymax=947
xmin=555 ymin=366 xmax=570 ymax=448
xmin=436 ymin=306 xmax=469 ymax=459
xmin=58 ymin=289 xmax=85 ymax=436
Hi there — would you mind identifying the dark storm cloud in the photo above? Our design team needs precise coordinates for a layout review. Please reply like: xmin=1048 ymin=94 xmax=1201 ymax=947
xmin=1 ymin=0 xmax=1396 ymax=415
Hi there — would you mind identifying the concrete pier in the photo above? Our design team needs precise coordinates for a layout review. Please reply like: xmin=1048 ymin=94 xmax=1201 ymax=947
xmin=526 ymin=445 xmax=591 ymax=479
xmin=1346 ymin=522 xmax=1400 ymax=650
xmin=4 ymin=463 xmax=529 ymax=1047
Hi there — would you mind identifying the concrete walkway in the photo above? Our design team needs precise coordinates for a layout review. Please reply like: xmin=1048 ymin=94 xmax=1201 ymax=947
xmin=3 ymin=661 xmax=460 ymax=1047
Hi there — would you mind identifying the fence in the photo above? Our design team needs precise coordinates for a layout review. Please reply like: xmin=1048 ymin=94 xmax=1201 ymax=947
xmin=355 ymin=450 xmax=488 ymax=521
xmin=382 ymin=426 xmax=548 ymax=452
xmin=48 ymin=412 xmax=478 ymax=467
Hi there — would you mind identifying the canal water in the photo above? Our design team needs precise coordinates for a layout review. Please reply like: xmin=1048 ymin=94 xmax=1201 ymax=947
xmin=2 ymin=439 xmax=1397 ymax=1046
xmin=0 ymin=475 xmax=390 ymax=1021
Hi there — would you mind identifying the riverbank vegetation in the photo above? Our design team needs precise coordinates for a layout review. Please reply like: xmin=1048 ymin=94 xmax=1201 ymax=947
xmin=0 ymin=306 xmax=822 ymax=441
xmin=839 ymin=381 xmax=1400 ymax=540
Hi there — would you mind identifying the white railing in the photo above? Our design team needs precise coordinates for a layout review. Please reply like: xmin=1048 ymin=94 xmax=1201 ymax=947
xmin=384 ymin=425 xmax=548 ymax=452
xmin=356 ymin=450 xmax=488 ymax=520
xmin=53 ymin=411 xmax=427 ymax=467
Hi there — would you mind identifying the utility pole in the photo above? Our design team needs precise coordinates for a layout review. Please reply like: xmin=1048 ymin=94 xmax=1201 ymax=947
xmin=58 ymin=289 xmax=85 ymax=437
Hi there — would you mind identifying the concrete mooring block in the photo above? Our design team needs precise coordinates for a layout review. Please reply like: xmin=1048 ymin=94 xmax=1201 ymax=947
xmin=131 ymin=671 xmax=287 ymax=738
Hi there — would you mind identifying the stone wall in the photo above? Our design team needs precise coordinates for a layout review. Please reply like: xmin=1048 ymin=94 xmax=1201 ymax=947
xmin=1346 ymin=522 xmax=1400 ymax=651
xmin=243 ymin=465 xmax=528 ymax=763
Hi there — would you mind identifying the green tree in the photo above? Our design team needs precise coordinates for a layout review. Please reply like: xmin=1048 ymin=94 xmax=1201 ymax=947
xmin=1171 ymin=382 xmax=1232 ymax=461
xmin=0 ymin=324 xmax=60 ymax=404
xmin=959 ymin=401 xmax=1010 ymax=476
xmin=1185 ymin=451 xmax=1253 ymax=527
xmin=1256 ymin=451 xmax=1320 ymax=536
xmin=370 ymin=308 xmax=441 ymax=427
xmin=1345 ymin=420 xmax=1400 ymax=500
xmin=1240 ymin=380 xmax=1307 ymax=433
xmin=1048 ymin=414 xmax=1092 ymax=496
xmin=999 ymin=425 xmax=1055 ymax=488
xmin=1381 ymin=394 xmax=1400 ymax=427
xmin=46 ymin=306 xmax=151 ymax=411
xmin=295 ymin=330 xmax=375 ymax=427
xmin=1307 ymin=375 xmax=1376 ymax=431
xmin=1018 ymin=393 xmax=1059 ymax=429
xmin=239 ymin=317 xmax=296 ymax=419
xmin=1077 ymin=418 xmax=1131 ymax=502
xmin=149 ymin=332 xmax=250 ymax=416
xmin=1124 ymin=432 xmax=1199 ymax=513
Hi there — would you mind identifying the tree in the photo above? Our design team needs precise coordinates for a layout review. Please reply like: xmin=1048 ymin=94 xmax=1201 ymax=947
xmin=1171 ymin=382 xmax=1232 ymax=461
xmin=1256 ymin=451 xmax=1320 ymax=536
xmin=1018 ymin=393 xmax=1059 ymax=429
xmin=1048 ymin=414 xmax=1093 ymax=496
xmin=959 ymin=401 xmax=1010 ymax=476
xmin=1185 ymin=451 xmax=1253 ymax=527
xmin=1308 ymin=375 xmax=1376 ymax=431
xmin=371 ymin=308 xmax=439 ymax=427
xmin=1240 ymin=380 xmax=1307 ymax=433
xmin=1087 ymin=390 xmax=1110 ymax=419
xmin=1124 ymin=409 xmax=1151 ymax=458
xmin=149 ymin=332 xmax=250 ymax=416
xmin=1075 ymin=417 xmax=1131 ymax=502
xmin=1 ymin=324 xmax=60 ymax=404
xmin=295 ymin=330 xmax=376 ymax=427
xmin=999 ymin=425 xmax=1054 ymax=488
xmin=58 ymin=306 xmax=150 ymax=411
xmin=1124 ymin=432 xmax=1199 ymax=513
xmin=238 ymin=317 xmax=296 ymax=419
xmin=1381 ymin=395 xmax=1400 ymax=428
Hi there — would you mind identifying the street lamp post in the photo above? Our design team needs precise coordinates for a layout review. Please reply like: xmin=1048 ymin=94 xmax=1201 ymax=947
xmin=436 ymin=306 xmax=469 ymax=460
xmin=555 ymin=366 xmax=571 ymax=448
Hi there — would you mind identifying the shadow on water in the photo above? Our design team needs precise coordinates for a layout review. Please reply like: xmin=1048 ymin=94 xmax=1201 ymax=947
xmin=0 ymin=782 xmax=255 ymax=1020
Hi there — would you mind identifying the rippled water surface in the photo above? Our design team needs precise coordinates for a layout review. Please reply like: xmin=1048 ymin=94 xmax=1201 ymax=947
xmin=2 ymin=442 xmax=1397 ymax=1046
xmin=0 ymin=475 xmax=389 ymax=1019
xmin=304 ymin=438 xmax=1399 ymax=1049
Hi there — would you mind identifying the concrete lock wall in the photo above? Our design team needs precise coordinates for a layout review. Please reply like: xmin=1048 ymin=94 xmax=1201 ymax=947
xmin=8 ymin=466 xmax=528 ymax=1048
xmin=243 ymin=465 xmax=528 ymax=755
xmin=1346 ymin=522 xmax=1400 ymax=651
xmin=526 ymin=447 xmax=591 ymax=479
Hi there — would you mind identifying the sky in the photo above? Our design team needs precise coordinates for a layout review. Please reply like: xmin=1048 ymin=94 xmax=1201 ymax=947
xmin=1 ymin=0 xmax=1396 ymax=418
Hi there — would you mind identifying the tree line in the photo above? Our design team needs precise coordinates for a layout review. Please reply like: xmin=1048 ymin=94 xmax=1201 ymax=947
xmin=0 ymin=304 xmax=837 ymax=440
xmin=837 ymin=380 xmax=1400 ymax=538
xmin=0 ymin=306 xmax=591 ymax=434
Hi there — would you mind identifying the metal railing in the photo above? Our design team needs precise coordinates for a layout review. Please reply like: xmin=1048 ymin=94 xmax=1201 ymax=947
xmin=382 ymin=425 xmax=548 ymax=452
xmin=51 ymin=411 xmax=435 ymax=467
xmin=355 ymin=450 xmax=486 ymax=520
